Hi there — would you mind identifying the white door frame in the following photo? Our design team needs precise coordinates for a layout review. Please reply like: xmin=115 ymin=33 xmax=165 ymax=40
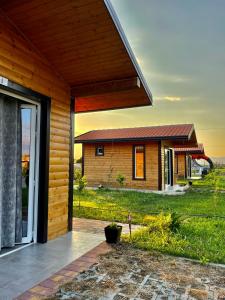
xmin=0 ymin=88 xmax=40 ymax=244
xmin=21 ymin=105 xmax=40 ymax=243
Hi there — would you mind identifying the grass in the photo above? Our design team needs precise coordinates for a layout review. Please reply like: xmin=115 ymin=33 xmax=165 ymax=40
xmin=74 ymin=180 xmax=225 ymax=224
xmin=123 ymin=215 xmax=225 ymax=264
xmin=73 ymin=169 xmax=225 ymax=264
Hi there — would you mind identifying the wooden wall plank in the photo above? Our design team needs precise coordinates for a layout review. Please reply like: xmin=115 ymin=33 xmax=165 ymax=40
xmin=0 ymin=14 xmax=70 ymax=240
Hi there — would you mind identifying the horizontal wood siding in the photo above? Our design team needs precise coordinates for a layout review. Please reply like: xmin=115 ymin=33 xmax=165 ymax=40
xmin=177 ymin=153 xmax=186 ymax=179
xmin=83 ymin=142 xmax=159 ymax=190
xmin=0 ymin=14 xmax=71 ymax=240
xmin=161 ymin=143 xmax=165 ymax=190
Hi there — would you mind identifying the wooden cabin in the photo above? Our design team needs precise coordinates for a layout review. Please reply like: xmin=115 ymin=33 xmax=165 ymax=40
xmin=0 ymin=0 xmax=153 ymax=251
xmin=75 ymin=124 xmax=198 ymax=191
xmin=174 ymin=144 xmax=205 ymax=179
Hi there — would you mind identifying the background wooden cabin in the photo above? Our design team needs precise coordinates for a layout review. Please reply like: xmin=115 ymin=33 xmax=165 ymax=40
xmin=82 ymin=141 xmax=175 ymax=191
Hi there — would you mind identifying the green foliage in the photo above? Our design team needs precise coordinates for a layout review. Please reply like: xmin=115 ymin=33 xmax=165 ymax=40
xmin=123 ymin=214 xmax=225 ymax=264
xmin=108 ymin=222 xmax=118 ymax=229
xmin=116 ymin=174 xmax=126 ymax=187
xmin=169 ymin=212 xmax=183 ymax=232
xmin=74 ymin=169 xmax=87 ymax=192
xmin=76 ymin=157 xmax=82 ymax=163
xmin=190 ymin=168 xmax=225 ymax=190
xmin=73 ymin=169 xmax=225 ymax=263
xmin=200 ymin=256 xmax=210 ymax=265
xmin=123 ymin=214 xmax=188 ymax=255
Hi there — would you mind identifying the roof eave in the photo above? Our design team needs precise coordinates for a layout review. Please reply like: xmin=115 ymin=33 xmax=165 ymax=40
xmin=104 ymin=0 xmax=153 ymax=105
xmin=74 ymin=135 xmax=190 ymax=144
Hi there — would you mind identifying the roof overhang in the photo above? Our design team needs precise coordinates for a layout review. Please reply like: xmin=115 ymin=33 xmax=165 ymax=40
xmin=0 ymin=0 xmax=152 ymax=113
xmin=174 ymin=143 xmax=204 ymax=155
xmin=75 ymin=136 xmax=197 ymax=144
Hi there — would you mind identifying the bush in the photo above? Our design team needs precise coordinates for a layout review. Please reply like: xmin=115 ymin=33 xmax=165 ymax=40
xmin=74 ymin=169 xmax=87 ymax=192
xmin=169 ymin=212 xmax=183 ymax=232
xmin=143 ymin=213 xmax=184 ymax=233
xmin=116 ymin=174 xmax=126 ymax=187
xmin=123 ymin=213 xmax=188 ymax=254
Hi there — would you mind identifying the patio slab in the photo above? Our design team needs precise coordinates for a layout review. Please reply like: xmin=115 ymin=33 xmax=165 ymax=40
xmin=0 ymin=231 xmax=104 ymax=299
xmin=0 ymin=218 xmax=138 ymax=299
xmin=73 ymin=217 xmax=140 ymax=235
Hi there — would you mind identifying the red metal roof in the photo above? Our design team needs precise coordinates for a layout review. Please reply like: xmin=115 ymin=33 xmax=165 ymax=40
xmin=174 ymin=143 xmax=204 ymax=154
xmin=75 ymin=124 xmax=196 ymax=143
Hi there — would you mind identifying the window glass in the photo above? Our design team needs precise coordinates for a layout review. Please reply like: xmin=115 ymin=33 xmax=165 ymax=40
xmin=135 ymin=146 xmax=144 ymax=179
xmin=96 ymin=145 xmax=104 ymax=156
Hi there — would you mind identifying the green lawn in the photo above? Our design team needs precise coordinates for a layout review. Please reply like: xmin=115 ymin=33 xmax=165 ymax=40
xmin=73 ymin=169 xmax=225 ymax=264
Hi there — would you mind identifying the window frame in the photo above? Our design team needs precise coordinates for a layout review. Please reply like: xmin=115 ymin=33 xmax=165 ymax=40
xmin=164 ymin=148 xmax=174 ymax=186
xmin=132 ymin=145 xmax=146 ymax=180
xmin=95 ymin=145 xmax=104 ymax=156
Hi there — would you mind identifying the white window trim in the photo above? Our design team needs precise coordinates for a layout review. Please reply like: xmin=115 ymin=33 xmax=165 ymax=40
xmin=96 ymin=145 xmax=104 ymax=156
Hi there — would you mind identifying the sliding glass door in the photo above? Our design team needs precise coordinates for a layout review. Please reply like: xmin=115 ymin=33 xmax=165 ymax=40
xmin=21 ymin=105 xmax=38 ymax=244
xmin=164 ymin=148 xmax=174 ymax=187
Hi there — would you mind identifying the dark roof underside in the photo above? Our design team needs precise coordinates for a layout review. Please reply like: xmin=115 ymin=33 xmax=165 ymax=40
xmin=0 ymin=0 xmax=152 ymax=113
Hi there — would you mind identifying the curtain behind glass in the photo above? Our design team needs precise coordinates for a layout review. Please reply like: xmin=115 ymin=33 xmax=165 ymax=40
xmin=0 ymin=94 xmax=22 ymax=249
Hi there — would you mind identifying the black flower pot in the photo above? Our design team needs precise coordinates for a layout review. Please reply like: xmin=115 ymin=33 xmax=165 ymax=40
xmin=104 ymin=225 xmax=122 ymax=243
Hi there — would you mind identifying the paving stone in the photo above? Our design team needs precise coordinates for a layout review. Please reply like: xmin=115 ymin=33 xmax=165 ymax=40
xmin=56 ymin=269 xmax=79 ymax=278
xmin=16 ymin=292 xmax=41 ymax=300
xmin=30 ymin=285 xmax=54 ymax=296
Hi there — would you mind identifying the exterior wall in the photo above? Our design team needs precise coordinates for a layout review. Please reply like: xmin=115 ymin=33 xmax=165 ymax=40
xmin=83 ymin=142 xmax=160 ymax=190
xmin=0 ymin=14 xmax=71 ymax=240
xmin=176 ymin=153 xmax=187 ymax=179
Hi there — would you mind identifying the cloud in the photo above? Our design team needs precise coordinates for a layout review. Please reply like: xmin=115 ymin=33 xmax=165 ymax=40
xmin=155 ymin=96 xmax=182 ymax=102
xmin=144 ymin=71 xmax=191 ymax=84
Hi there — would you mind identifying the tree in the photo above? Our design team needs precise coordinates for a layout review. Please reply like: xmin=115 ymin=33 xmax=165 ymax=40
xmin=74 ymin=169 xmax=87 ymax=192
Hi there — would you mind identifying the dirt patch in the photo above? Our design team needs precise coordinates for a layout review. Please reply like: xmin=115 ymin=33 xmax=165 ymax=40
xmin=47 ymin=243 xmax=225 ymax=299
xmin=189 ymin=288 xmax=208 ymax=300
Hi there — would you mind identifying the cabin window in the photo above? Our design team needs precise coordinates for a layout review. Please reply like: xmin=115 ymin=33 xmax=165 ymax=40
xmin=95 ymin=145 xmax=104 ymax=156
xmin=133 ymin=145 xmax=145 ymax=180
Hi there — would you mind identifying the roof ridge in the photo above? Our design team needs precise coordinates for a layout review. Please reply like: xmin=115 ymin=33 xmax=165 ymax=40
xmin=75 ymin=130 xmax=94 ymax=139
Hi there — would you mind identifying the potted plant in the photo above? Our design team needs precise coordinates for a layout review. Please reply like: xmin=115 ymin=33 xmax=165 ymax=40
xmin=104 ymin=222 xmax=122 ymax=243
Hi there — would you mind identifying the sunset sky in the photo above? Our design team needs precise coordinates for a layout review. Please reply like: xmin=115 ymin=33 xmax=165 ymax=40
xmin=75 ymin=0 xmax=225 ymax=159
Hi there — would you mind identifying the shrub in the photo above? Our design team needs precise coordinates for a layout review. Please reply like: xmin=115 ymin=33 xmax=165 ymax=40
xmin=169 ymin=212 xmax=183 ymax=233
xmin=143 ymin=213 xmax=171 ymax=233
xmin=123 ymin=213 xmax=188 ymax=255
xmin=108 ymin=222 xmax=119 ymax=229
xmin=123 ymin=215 xmax=188 ymax=254
xmin=74 ymin=169 xmax=87 ymax=192
xmin=116 ymin=174 xmax=126 ymax=187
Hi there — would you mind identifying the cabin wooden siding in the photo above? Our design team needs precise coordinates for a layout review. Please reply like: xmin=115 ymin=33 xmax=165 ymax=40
xmin=176 ymin=153 xmax=186 ymax=179
xmin=0 ymin=14 xmax=71 ymax=240
xmin=83 ymin=142 xmax=160 ymax=190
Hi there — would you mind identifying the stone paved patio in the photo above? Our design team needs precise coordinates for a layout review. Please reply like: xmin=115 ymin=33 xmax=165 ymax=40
xmin=46 ymin=244 xmax=225 ymax=300
xmin=15 ymin=219 xmax=225 ymax=299
xmin=15 ymin=218 xmax=137 ymax=300
xmin=17 ymin=242 xmax=112 ymax=300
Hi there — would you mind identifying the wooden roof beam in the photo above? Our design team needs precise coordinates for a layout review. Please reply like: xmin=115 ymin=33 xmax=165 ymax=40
xmin=71 ymin=77 xmax=140 ymax=97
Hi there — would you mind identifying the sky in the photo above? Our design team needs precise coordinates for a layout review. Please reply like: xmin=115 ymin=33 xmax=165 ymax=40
xmin=75 ymin=0 xmax=225 ymax=159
